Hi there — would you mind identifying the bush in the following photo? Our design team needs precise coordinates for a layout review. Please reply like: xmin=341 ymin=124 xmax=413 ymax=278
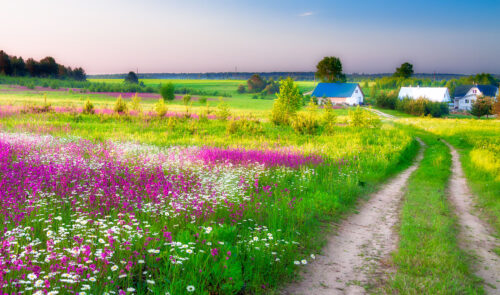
xmin=155 ymin=98 xmax=168 ymax=117
xmin=113 ymin=95 xmax=128 ymax=114
xmin=83 ymin=99 xmax=94 ymax=114
xmin=182 ymin=94 xmax=192 ymax=106
xmin=291 ymin=99 xmax=319 ymax=135
xmin=160 ymin=83 xmax=175 ymax=101
xmin=348 ymin=107 xmax=381 ymax=128
xmin=470 ymin=96 xmax=493 ymax=118
xmin=130 ymin=93 xmax=142 ymax=112
xmin=237 ymin=84 xmax=246 ymax=94
xmin=198 ymin=97 xmax=207 ymax=104
xmin=321 ymin=105 xmax=337 ymax=134
xmin=226 ymin=115 xmax=262 ymax=135
xmin=375 ymin=92 xmax=398 ymax=109
xmin=270 ymin=78 xmax=302 ymax=125
xmin=396 ymin=97 xmax=449 ymax=117
xmin=216 ymin=98 xmax=231 ymax=121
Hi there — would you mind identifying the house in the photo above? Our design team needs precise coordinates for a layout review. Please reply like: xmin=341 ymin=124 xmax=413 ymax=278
xmin=311 ymin=83 xmax=364 ymax=106
xmin=452 ymin=85 xmax=499 ymax=111
xmin=398 ymin=86 xmax=451 ymax=103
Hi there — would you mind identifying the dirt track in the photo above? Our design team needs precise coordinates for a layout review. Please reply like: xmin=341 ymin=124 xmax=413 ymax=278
xmin=282 ymin=140 xmax=424 ymax=295
xmin=444 ymin=141 xmax=500 ymax=294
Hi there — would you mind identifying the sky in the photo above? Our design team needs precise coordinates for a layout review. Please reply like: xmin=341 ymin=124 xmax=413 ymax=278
xmin=1 ymin=0 xmax=499 ymax=75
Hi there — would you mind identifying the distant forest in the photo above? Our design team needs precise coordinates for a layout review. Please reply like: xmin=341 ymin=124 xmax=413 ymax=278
xmin=89 ymin=72 xmax=473 ymax=81
xmin=0 ymin=50 xmax=86 ymax=81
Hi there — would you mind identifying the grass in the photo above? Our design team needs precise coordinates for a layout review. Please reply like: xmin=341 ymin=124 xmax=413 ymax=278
xmin=385 ymin=131 xmax=483 ymax=294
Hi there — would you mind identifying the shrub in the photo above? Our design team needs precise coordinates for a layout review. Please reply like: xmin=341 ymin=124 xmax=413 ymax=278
xmin=130 ymin=93 xmax=142 ymax=112
xmin=155 ymin=98 xmax=168 ymax=117
xmin=470 ymin=96 xmax=494 ymax=118
xmin=321 ymin=105 xmax=337 ymax=134
xmin=182 ymin=94 xmax=192 ymax=106
xmin=237 ymin=84 xmax=246 ymax=93
xmin=396 ymin=97 xmax=449 ymax=117
xmin=270 ymin=77 xmax=302 ymax=125
xmin=113 ymin=95 xmax=128 ymax=114
xmin=160 ymin=83 xmax=175 ymax=101
xmin=198 ymin=96 xmax=207 ymax=104
xmin=216 ymin=97 xmax=231 ymax=121
xmin=348 ymin=107 xmax=381 ymax=128
xmin=375 ymin=92 xmax=397 ymax=109
xmin=83 ymin=99 xmax=94 ymax=114
xmin=291 ymin=99 xmax=319 ymax=135
xmin=226 ymin=115 xmax=262 ymax=135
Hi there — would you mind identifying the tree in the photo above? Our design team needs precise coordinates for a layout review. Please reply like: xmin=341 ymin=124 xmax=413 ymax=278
xmin=247 ymin=74 xmax=266 ymax=92
xmin=39 ymin=56 xmax=58 ymax=77
xmin=71 ymin=67 xmax=86 ymax=81
xmin=0 ymin=50 xmax=12 ymax=76
xmin=25 ymin=58 xmax=39 ymax=77
xmin=470 ymin=96 xmax=493 ymax=118
xmin=160 ymin=82 xmax=175 ymax=101
xmin=315 ymin=56 xmax=346 ymax=83
xmin=124 ymin=71 xmax=139 ymax=84
xmin=11 ymin=56 xmax=27 ymax=76
xmin=393 ymin=62 xmax=414 ymax=79
xmin=271 ymin=77 xmax=302 ymax=125
xmin=467 ymin=73 xmax=498 ymax=86
xmin=237 ymin=84 xmax=246 ymax=93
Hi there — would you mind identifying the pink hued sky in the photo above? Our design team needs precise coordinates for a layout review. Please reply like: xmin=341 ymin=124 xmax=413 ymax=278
xmin=2 ymin=0 xmax=499 ymax=75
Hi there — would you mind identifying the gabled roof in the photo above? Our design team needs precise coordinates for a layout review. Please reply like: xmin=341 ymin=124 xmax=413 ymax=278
xmin=311 ymin=83 xmax=359 ymax=98
xmin=454 ymin=85 xmax=499 ymax=98
xmin=398 ymin=87 xmax=450 ymax=102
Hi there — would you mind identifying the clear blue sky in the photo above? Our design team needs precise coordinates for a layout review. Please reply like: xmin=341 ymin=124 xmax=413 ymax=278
xmin=1 ymin=0 xmax=499 ymax=74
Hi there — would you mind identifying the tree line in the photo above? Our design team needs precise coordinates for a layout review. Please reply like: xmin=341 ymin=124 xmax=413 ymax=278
xmin=0 ymin=50 xmax=86 ymax=81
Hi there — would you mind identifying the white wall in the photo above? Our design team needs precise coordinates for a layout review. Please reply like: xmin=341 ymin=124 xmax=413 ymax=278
xmin=346 ymin=85 xmax=364 ymax=105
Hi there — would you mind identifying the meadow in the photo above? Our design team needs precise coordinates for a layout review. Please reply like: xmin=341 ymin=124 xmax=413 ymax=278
xmin=0 ymin=77 xmax=498 ymax=294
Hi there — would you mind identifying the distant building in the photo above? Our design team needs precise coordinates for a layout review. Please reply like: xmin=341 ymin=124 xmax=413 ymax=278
xmin=311 ymin=83 xmax=364 ymax=106
xmin=452 ymin=85 xmax=499 ymax=111
xmin=398 ymin=86 xmax=451 ymax=103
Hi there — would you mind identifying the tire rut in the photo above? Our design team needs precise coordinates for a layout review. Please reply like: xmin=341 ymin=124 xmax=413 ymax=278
xmin=282 ymin=139 xmax=424 ymax=295
xmin=444 ymin=141 xmax=500 ymax=294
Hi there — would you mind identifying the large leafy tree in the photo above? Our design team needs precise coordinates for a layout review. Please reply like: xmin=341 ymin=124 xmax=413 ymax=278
xmin=125 ymin=71 xmax=139 ymax=84
xmin=393 ymin=62 xmax=414 ymax=79
xmin=315 ymin=56 xmax=346 ymax=82
xmin=0 ymin=50 xmax=13 ymax=76
xmin=470 ymin=96 xmax=493 ymax=118
xmin=39 ymin=56 xmax=58 ymax=77
xmin=160 ymin=82 xmax=175 ymax=101
xmin=247 ymin=74 xmax=266 ymax=92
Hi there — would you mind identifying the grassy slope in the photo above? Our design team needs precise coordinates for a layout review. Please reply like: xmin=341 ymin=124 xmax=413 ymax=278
xmin=386 ymin=132 xmax=483 ymax=294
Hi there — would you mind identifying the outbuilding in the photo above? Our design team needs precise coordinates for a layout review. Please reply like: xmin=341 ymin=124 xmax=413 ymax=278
xmin=398 ymin=86 xmax=451 ymax=103
xmin=311 ymin=83 xmax=364 ymax=106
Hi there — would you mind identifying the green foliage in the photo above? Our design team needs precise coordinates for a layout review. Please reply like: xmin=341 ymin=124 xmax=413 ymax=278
xmin=155 ymin=98 xmax=168 ymax=117
xmin=375 ymin=91 xmax=398 ymax=109
xmin=396 ymin=97 xmax=449 ymax=117
xmin=315 ymin=56 xmax=346 ymax=82
xmin=124 ymin=71 xmax=139 ymax=84
xmin=321 ymin=106 xmax=337 ymax=134
xmin=348 ymin=107 xmax=381 ymax=128
xmin=291 ymin=99 xmax=319 ymax=135
xmin=271 ymin=77 xmax=303 ymax=125
xmin=247 ymin=74 xmax=267 ymax=93
xmin=237 ymin=84 xmax=246 ymax=93
xmin=216 ymin=97 xmax=231 ymax=120
xmin=182 ymin=94 xmax=192 ymax=106
xmin=226 ymin=115 xmax=262 ymax=135
xmin=113 ymin=95 xmax=128 ymax=114
xmin=470 ymin=96 xmax=493 ymax=118
xmin=198 ymin=96 xmax=207 ymax=104
xmin=393 ymin=62 xmax=414 ymax=79
xmin=160 ymin=82 xmax=175 ymax=101
xmin=130 ymin=93 xmax=142 ymax=112
xmin=83 ymin=99 xmax=94 ymax=114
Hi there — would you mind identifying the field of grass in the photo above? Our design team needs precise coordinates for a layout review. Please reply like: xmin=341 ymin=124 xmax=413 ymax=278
xmin=0 ymin=100 xmax=417 ymax=294
xmin=385 ymin=131 xmax=483 ymax=294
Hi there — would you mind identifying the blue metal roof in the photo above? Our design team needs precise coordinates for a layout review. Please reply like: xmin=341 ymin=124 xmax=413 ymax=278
xmin=311 ymin=83 xmax=358 ymax=98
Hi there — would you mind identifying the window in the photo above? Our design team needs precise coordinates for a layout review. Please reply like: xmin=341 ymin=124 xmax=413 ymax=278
xmin=355 ymin=90 xmax=358 ymax=93
xmin=472 ymin=89 xmax=477 ymax=94
xmin=465 ymin=99 xmax=469 ymax=103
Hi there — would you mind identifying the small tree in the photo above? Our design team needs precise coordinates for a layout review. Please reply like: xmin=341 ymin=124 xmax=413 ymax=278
xmin=83 ymin=99 xmax=94 ymax=114
xmin=130 ymin=93 xmax=142 ymax=112
xmin=216 ymin=97 xmax=231 ymax=120
xmin=114 ymin=95 xmax=128 ymax=114
xmin=247 ymin=74 xmax=267 ymax=93
xmin=182 ymin=94 xmax=192 ymax=106
xmin=393 ymin=62 xmax=414 ymax=79
xmin=124 ymin=71 xmax=139 ymax=84
xmin=155 ymin=98 xmax=168 ymax=117
xmin=321 ymin=104 xmax=337 ymax=134
xmin=470 ymin=96 xmax=493 ymax=118
xmin=493 ymin=93 xmax=500 ymax=117
xmin=315 ymin=56 xmax=346 ymax=82
xmin=237 ymin=84 xmax=246 ymax=93
xmin=160 ymin=83 xmax=175 ymax=101
xmin=271 ymin=77 xmax=302 ymax=125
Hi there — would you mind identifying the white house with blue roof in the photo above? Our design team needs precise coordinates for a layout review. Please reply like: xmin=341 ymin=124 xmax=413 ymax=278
xmin=311 ymin=83 xmax=364 ymax=106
